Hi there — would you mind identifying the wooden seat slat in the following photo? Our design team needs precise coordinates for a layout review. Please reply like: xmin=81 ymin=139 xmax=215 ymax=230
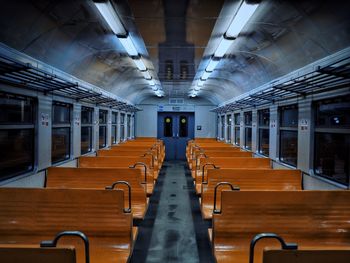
xmin=79 ymin=156 xmax=155 ymax=195
xmin=0 ymin=188 xmax=134 ymax=263
xmin=195 ymin=157 xmax=271 ymax=193
xmin=0 ymin=246 xmax=76 ymax=263
xmin=201 ymin=169 xmax=302 ymax=219
xmin=263 ymin=249 xmax=350 ymax=263
xmin=46 ymin=167 xmax=148 ymax=219
xmin=212 ymin=190 xmax=350 ymax=263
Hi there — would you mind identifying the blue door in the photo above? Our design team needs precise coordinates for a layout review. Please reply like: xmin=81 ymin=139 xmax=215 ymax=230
xmin=158 ymin=112 xmax=194 ymax=160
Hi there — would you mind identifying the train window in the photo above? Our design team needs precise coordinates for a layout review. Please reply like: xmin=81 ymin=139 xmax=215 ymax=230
xmin=244 ymin=112 xmax=252 ymax=150
xmin=81 ymin=106 xmax=93 ymax=155
xmin=220 ymin=115 xmax=225 ymax=140
xmin=99 ymin=110 xmax=107 ymax=148
xmin=0 ymin=93 xmax=35 ymax=181
xmin=165 ymin=60 xmax=173 ymax=80
xmin=280 ymin=104 xmax=298 ymax=127
xmin=52 ymin=102 xmax=70 ymax=124
xmin=234 ymin=113 xmax=240 ymax=146
xmin=131 ymin=116 xmax=135 ymax=137
xmin=164 ymin=116 xmax=173 ymax=137
xmin=111 ymin=112 xmax=118 ymax=144
xmin=279 ymin=105 xmax=298 ymax=167
xmin=226 ymin=114 xmax=232 ymax=143
xmin=179 ymin=116 xmax=188 ymax=137
xmin=52 ymin=102 xmax=71 ymax=164
xmin=180 ymin=60 xmax=188 ymax=80
xmin=314 ymin=96 xmax=350 ymax=185
xmin=216 ymin=115 xmax=220 ymax=139
xmin=127 ymin=115 xmax=131 ymax=138
xmin=120 ymin=113 xmax=125 ymax=141
xmin=258 ymin=109 xmax=269 ymax=156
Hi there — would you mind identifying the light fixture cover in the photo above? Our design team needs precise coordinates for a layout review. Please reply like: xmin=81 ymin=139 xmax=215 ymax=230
xmin=141 ymin=70 xmax=152 ymax=80
xmin=133 ymin=57 xmax=147 ymax=71
xmin=226 ymin=1 xmax=259 ymax=38
xmin=94 ymin=1 xmax=127 ymax=36
xmin=206 ymin=57 xmax=221 ymax=72
xmin=118 ymin=35 xmax=139 ymax=56
xmin=201 ymin=70 xmax=211 ymax=80
xmin=214 ymin=35 xmax=235 ymax=58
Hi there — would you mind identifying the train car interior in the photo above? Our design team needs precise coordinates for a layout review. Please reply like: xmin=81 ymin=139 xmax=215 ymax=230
xmin=0 ymin=0 xmax=349 ymax=262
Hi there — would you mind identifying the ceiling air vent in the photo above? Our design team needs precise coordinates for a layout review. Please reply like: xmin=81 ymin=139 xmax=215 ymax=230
xmin=169 ymin=98 xmax=184 ymax=105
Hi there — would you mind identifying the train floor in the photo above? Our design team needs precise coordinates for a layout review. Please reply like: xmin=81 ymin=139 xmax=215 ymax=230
xmin=130 ymin=161 xmax=215 ymax=263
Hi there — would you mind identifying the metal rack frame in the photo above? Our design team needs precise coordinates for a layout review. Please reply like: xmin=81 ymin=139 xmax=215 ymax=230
xmin=0 ymin=53 xmax=140 ymax=112
xmin=212 ymin=54 xmax=350 ymax=113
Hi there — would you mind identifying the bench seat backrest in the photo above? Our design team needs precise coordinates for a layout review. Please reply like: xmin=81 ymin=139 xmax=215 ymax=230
xmin=0 ymin=246 xmax=76 ymax=263
xmin=46 ymin=167 xmax=147 ymax=219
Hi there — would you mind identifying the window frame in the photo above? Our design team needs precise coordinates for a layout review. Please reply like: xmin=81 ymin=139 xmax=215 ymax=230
xmin=98 ymin=109 xmax=108 ymax=149
xmin=120 ymin=113 xmax=126 ymax=141
xmin=244 ymin=111 xmax=252 ymax=150
xmin=226 ymin=114 xmax=232 ymax=143
xmin=258 ymin=109 xmax=270 ymax=156
xmin=278 ymin=104 xmax=298 ymax=167
xmin=313 ymin=96 xmax=350 ymax=186
xmin=220 ymin=115 xmax=225 ymax=140
xmin=0 ymin=92 xmax=36 ymax=181
xmin=81 ymin=106 xmax=93 ymax=155
xmin=127 ymin=114 xmax=131 ymax=139
xmin=52 ymin=101 xmax=72 ymax=164
xmin=234 ymin=113 xmax=240 ymax=146
xmin=111 ymin=111 xmax=118 ymax=145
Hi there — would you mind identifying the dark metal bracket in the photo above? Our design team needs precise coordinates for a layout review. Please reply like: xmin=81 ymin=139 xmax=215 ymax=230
xmin=195 ymin=152 xmax=208 ymax=171
xmin=129 ymin=162 xmax=148 ymax=184
xmin=202 ymin=163 xmax=220 ymax=184
xmin=106 ymin=180 xmax=132 ymax=213
xmin=213 ymin=182 xmax=240 ymax=214
xmin=142 ymin=152 xmax=154 ymax=168
xmin=40 ymin=231 xmax=90 ymax=263
xmin=249 ymin=233 xmax=298 ymax=263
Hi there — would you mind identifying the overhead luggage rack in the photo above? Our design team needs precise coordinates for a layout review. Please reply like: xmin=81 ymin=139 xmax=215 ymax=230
xmin=0 ymin=50 xmax=140 ymax=112
xmin=212 ymin=51 xmax=350 ymax=113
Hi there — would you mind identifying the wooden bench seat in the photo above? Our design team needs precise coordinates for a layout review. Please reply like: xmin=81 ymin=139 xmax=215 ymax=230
xmin=201 ymin=169 xmax=302 ymax=219
xmin=113 ymin=145 xmax=165 ymax=164
xmin=191 ymin=150 xmax=253 ymax=175
xmin=0 ymin=245 xmax=76 ymax=263
xmin=211 ymin=190 xmax=350 ymax=263
xmin=79 ymin=156 xmax=154 ymax=196
xmin=186 ymin=142 xmax=231 ymax=160
xmin=98 ymin=149 xmax=160 ymax=174
xmin=0 ymin=188 xmax=136 ymax=263
xmin=195 ymin=157 xmax=271 ymax=194
xmin=46 ymin=167 xmax=148 ymax=219
xmin=108 ymin=146 xmax=162 ymax=170
xmin=263 ymin=249 xmax=350 ymax=263
xmin=187 ymin=146 xmax=241 ymax=166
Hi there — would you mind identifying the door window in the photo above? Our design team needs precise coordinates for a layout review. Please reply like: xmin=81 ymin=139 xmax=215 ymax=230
xmin=179 ymin=116 xmax=188 ymax=137
xmin=164 ymin=116 xmax=173 ymax=137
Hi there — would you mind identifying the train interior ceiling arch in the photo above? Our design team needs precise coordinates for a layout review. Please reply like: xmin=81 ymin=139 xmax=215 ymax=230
xmin=0 ymin=0 xmax=349 ymax=262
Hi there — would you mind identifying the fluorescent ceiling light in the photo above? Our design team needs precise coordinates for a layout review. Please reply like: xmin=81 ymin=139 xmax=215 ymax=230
xmin=226 ymin=2 xmax=259 ymax=38
xmin=133 ymin=57 xmax=146 ymax=71
xmin=201 ymin=70 xmax=212 ymax=80
xmin=214 ymin=35 xmax=235 ymax=58
xmin=206 ymin=57 xmax=220 ymax=72
xmin=141 ymin=70 xmax=152 ymax=80
xmin=198 ymin=79 xmax=205 ymax=86
xmin=118 ymin=35 xmax=139 ymax=56
xmin=94 ymin=1 xmax=126 ymax=36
